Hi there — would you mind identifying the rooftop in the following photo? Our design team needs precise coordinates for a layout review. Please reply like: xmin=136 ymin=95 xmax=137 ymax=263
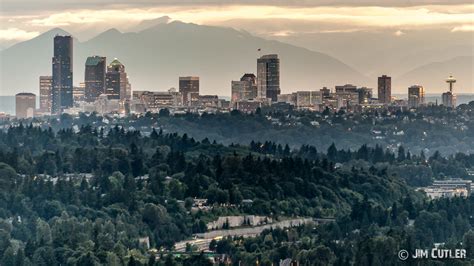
xmin=16 ymin=93 xmax=36 ymax=96
xmin=85 ymin=56 xmax=105 ymax=66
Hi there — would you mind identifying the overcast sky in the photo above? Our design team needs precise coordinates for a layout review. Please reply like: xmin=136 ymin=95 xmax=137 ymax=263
xmin=1 ymin=0 xmax=473 ymax=46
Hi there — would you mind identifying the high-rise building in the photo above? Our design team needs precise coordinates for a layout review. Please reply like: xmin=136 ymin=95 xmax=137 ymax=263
xmin=408 ymin=85 xmax=425 ymax=108
xmin=377 ymin=75 xmax=391 ymax=104
xmin=231 ymin=81 xmax=245 ymax=103
xmin=442 ymin=76 xmax=457 ymax=108
xmin=357 ymin=87 xmax=373 ymax=104
xmin=231 ymin=73 xmax=257 ymax=102
xmin=105 ymin=58 xmax=131 ymax=101
xmin=16 ymin=93 xmax=36 ymax=119
xmin=85 ymin=56 xmax=106 ymax=102
xmin=73 ymin=83 xmax=85 ymax=102
xmin=39 ymin=76 xmax=52 ymax=113
xmin=257 ymin=54 xmax=280 ymax=101
xmin=52 ymin=35 xmax=73 ymax=114
xmin=240 ymin=73 xmax=258 ymax=100
xmin=179 ymin=76 xmax=199 ymax=106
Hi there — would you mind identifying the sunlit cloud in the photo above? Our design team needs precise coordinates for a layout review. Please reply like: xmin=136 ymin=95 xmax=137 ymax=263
xmin=271 ymin=30 xmax=295 ymax=37
xmin=451 ymin=25 xmax=474 ymax=32
xmin=23 ymin=5 xmax=474 ymax=30
xmin=394 ymin=30 xmax=406 ymax=36
xmin=0 ymin=28 xmax=40 ymax=41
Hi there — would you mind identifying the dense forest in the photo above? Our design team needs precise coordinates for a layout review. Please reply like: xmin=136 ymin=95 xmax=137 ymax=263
xmin=3 ymin=101 xmax=474 ymax=156
xmin=0 ymin=113 xmax=472 ymax=264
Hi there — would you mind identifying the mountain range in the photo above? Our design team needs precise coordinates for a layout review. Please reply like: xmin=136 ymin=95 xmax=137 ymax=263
xmin=0 ymin=20 xmax=368 ymax=96
xmin=0 ymin=19 xmax=472 ymax=96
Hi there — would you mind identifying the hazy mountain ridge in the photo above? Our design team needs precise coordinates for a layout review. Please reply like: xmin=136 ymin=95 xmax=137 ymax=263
xmin=396 ymin=56 xmax=473 ymax=92
xmin=0 ymin=21 xmax=368 ymax=96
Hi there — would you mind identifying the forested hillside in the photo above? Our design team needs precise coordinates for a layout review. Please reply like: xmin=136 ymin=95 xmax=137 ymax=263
xmin=0 ymin=123 xmax=472 ymax=265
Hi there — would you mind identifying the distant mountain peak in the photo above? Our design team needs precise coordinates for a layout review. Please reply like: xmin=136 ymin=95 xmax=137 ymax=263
xmin=41 ymin=27 xmax=71 ymax=38
xmin=98 ymin=28 xmax=122 ymax=36
xmin=130 ymin=16 xmax=172 ymax=32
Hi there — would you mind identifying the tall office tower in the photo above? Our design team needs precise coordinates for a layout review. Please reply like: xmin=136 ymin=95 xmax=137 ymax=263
xmin=39 ymin=76 xmax=52 ymax=113
xmin=377 ymin=75 xmax=391 ymax=104
xmin=52 ymin=35 xmax=73 ymax=114
xmin=442 ymin=75 xmax=457 ymax=108
xmin=16 ymin=93 xmax=36 ymax=119
xmin=105 ymin=58 xmax=131 ymax=101
xmin=257 ymin=54 xmax=280 ymax=101
xmin=85 ymin=56 xmax=106 ymax=102
xmin=179 ymin=76 xmax=199 ymax=106
xmin=408 ymin=85 xmax=425 ymax=108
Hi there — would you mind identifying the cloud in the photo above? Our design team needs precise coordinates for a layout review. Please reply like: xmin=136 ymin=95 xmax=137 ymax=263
xmin=1 ymin=3 xmax=472 ymax=46
xmin=0 ymin=28 xmax=40 ymax=41
xmin=451 ymin=25 xmax=474 ymax=32
xmin=394 ymin=30 xmax=406 ymax=36
xmin=23 ymin=5 xmax=474 ymax=29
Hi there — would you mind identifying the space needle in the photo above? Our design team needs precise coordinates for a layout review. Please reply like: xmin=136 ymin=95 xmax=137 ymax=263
xmin=442 ymin=75 xmax=457 ymax=108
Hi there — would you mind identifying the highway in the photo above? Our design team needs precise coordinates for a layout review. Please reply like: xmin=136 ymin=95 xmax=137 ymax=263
xmin=174 ymin=217 xmax=334 ymax=252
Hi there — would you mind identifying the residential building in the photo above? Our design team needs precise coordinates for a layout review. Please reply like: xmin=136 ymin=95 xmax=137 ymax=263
xmin=377 ymin=75 xmax=391 ymax=104
xmin=39 ymin=76 xmax=52 ymax=113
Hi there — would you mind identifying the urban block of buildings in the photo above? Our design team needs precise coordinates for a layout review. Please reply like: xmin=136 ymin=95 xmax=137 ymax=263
xmin=419 ymin=179 xmax=472 ymax=199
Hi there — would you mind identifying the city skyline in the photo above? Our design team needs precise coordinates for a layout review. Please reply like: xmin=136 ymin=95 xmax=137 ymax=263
xmin=8 ymin=34 xmax=467 ymax=118
xmin=1 ymin=1 xmax=472 ymax=96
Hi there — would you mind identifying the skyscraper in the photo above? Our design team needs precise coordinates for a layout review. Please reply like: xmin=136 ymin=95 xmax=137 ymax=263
xmin=179 ymin=76 xmax=199 ymax=106
xmin=105 ymin=58 xmax=131 ymax=101
xmin=52 ymin=35 xmax=73 ymax=114
xmin=16 ymin=93 xmax=36 ymax=119
xmin=39 ymin=76 xmax=52 ymax=113
xmin=377 ymin=75 xmax=391 ymax=104
xmin=408 ymin=85 xmax=425 ymax=108
xmin=257 ymin=54 xmax=280 ymax=102
xmin=85 ymin=56 xmax=106 ymax=102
